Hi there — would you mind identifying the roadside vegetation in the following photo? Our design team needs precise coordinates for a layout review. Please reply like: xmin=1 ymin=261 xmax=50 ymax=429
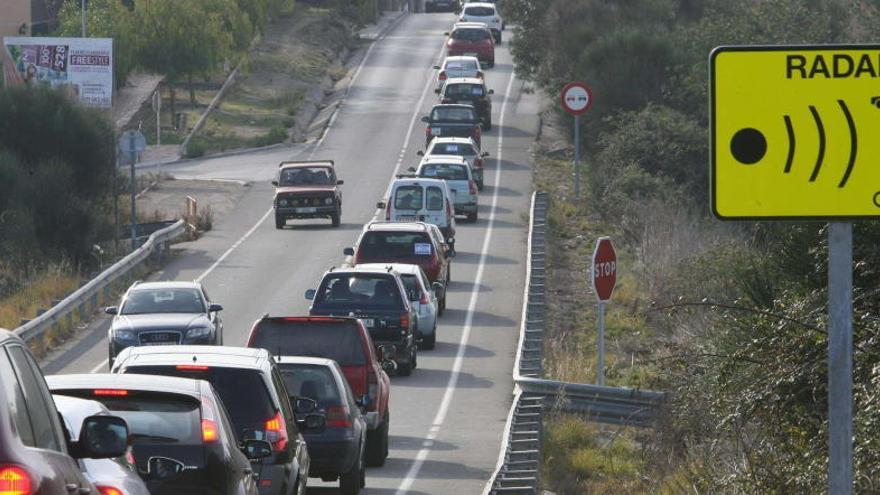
xmin=504 ymin=0 xmax=880 ymax=492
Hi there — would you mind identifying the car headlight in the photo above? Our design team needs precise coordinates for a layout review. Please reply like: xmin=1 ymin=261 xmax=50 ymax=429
xmin=186 ymin=327 xmax=212 ymax=339
xmin=279 ymin=198 xmax=288 ymax=206
xmin=324 ymin=197 xmax=334 ymax=205
xmin=114 ymin=329 xmax=136 ymax=341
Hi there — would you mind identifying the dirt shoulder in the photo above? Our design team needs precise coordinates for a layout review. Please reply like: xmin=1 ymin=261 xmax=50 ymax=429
xmin=136 ymin=178 xmax=249 ymax=225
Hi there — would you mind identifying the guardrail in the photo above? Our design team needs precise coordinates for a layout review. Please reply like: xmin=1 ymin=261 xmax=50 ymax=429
xmin=485 ymin=192 xmax=665 ymax=494
xmin=14 ymin=220 xmax=187 ymax=345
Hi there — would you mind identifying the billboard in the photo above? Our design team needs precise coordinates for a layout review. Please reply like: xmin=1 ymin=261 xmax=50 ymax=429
xmin=1 ymin=37 xmax=113 ymax=108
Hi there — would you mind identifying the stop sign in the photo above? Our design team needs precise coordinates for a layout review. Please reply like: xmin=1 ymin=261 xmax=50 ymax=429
xmin=591 ymin=237 xmax=617 ymax=302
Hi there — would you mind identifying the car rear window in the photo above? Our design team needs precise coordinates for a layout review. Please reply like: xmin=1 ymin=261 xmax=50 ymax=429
xmin=427 ymin=186 xmax=445 ymax=210
xmin=359 ymin=231 xmax=434 ymax=258
xmin=464 ymin=6 xmax=495 ymax=16
xmin=58 ymin=392 xmax=202 ymax=445
xmin=446 ymin=60 xmax=478 ymax=71
xmin=420 ymin=163 xmax=469 ymax=181
xmin=445 ymin=83 xmax=484 ymax=99
xmin=394 ymin=185 xmax=423 ymax=210
xmin=250 ymin=320 xmax=366 ymax=366
xmin=431 ymin=142 xmax=477 ymax=157
xmin=278 ymin=364 xmax=342 ymax=408
xmin=313 ymin=274 xmax=405 ymax=310
xmin=431 ymin=107 xmax=476 ymax=122
xmin=120 ymin=366 xmax=275 ymax=434
xmin=451 ymin=28 xmax=490 ymax=41
xmin=279 ymin=166 xmax=334 ymax=186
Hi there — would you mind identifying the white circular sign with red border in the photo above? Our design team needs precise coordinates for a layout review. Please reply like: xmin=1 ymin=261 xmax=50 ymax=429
xmin=560 ymin=82 xmax=593 ymax=115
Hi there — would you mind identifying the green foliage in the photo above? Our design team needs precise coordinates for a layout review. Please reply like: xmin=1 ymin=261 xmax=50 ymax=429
xmin=56 ymin=0 xmax=137 ymax=88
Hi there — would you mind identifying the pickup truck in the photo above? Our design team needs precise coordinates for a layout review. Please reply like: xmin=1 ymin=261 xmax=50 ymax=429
xmin=421 ymin=104 xmax=482 ymax=148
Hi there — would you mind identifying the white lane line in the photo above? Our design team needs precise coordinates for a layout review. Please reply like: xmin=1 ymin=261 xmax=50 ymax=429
xmin=395 ymin=67 xmax=517 ymax=495
xmin=90 ymin=358 xmax=109 ymax=374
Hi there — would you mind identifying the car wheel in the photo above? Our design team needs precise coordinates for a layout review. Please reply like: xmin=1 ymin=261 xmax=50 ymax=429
xmin=397 ymin=357 xmax=413 ymax=376
xmin=422 ymin=328 xmax=436 ymax=350
xmin=466 ymin=211 xmax=478 ymax=223
xmin=331 ymin=210 xmax=341 ymax=228
xmin=366 ymin=415 xmax=389 ymax=467
xmin=484 ymin=118 xmax=492 ymax=131
xmin=488 ymin=59 xmax=495 ymax=68
xmin=412 ymin=344 xmax=418 ymax=369
xmin=497 ymin=33 xmax=502 ymax=44
xmin=477 ymin=180 xmax=484 ymax=191
xmin=339 ymin=447 xmax=363 ymax=495
xmin=275 ymin=214 xmax=285 ymax=229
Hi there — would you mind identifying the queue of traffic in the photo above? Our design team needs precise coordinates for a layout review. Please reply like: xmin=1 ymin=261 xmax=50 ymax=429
xmin=0 ymin=3 xmax=505 ymax=495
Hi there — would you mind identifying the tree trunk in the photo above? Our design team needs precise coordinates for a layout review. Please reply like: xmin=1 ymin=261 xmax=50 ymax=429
xmin=169 ymin=82 xmax=176 ymax=128
xmin=188 ymin=74 xmax=196 ymax=106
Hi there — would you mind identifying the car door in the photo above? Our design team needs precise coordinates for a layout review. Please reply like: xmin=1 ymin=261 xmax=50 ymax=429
xmin=424 ymin=184 xmax=448 ymax=228
xmin=392 ymin=184 xmax=424 ymax=222
xmin=2 ymin=344 xmax=94 ymax=495
xmin=214 ymin=392 xmax=257 ymax=495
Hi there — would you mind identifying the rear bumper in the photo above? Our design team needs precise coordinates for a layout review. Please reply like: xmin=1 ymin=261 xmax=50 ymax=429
xmin=454 ymin=201 xmax=478 ymax=214
xmin=276 ymin=205 xmax=337 ymax=219
xmin=305 ymin=436 xmax=359 ymax=476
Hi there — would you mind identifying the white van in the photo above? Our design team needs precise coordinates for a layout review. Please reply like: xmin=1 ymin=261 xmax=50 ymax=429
xmin=379 ymin=178 xmax=456 ymax=239
xmin=412 ymin=155 xmax=478 ymax=223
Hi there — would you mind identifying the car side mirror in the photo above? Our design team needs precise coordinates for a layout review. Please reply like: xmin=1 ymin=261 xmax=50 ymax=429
xmin=304 ymin=289 xmax=316 ymax=300
xmin=146 ymin=456 xmax=186 ymax=481
xmin=481 ymin=152 xmax=489 ymax=157
xmin=434 ymin=89 xmax=440 ymax=94
xmin=337 ymin=179 xmax=344 ymax=185
xmin=416 ymin=150 xmax=424 ymax=156
xmin=488 ymin=89 xmax=494 ymax=94
xmin=74 ymin=415 xmax=128 ymax=459
xmin=343 ymin=247 xmax=355 ymax=256
xmin=433 ymin=65 xmax=441 ymax=70
xmin=271 ymin=180 xmax=279 ymax=186
xmin=208 ymin=303 xmax=223 ymax=312
xmin=104 ymin=306 xmax=118 ymax=315
xmin=242 ymin=439 xmax=273 ymax=460
xmin=443 ymin=31 xmax=450 ymax=36
xmin=407 ymin=167 xmax=416 ymax=173
xmin=420 ymin=116 xmax=430 ymax=123
xmin=376 ymin=200 xmax=386 ymax=209
xmin=432 ymin=281 xmax=444 ymax=293
xmin=293 ymin=397 xmax=318 ymax=414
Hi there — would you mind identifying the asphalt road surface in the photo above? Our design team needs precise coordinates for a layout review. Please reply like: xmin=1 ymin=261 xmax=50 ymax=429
xmin=42 ymin=12 xmax=539 ymax=494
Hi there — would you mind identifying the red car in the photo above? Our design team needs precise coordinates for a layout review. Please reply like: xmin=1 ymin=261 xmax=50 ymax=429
xmin=445 ymin=23 xmax=495 ymax=68
xmin=246 ymin=316 xmax=393 ymax=467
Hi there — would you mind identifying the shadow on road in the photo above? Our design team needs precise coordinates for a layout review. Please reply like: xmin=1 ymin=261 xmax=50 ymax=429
xmin=453 ymin=251 xmax=518 ymax=265
xmin=389 ymin=435 xmax=458 ymax=451
xmin=427 ymin=341 xmax=496 ymax=358
xmin=440 ymin=308 xmax=516 ymax=328
xmin=392 ymin=367 xmax=492 ymax=388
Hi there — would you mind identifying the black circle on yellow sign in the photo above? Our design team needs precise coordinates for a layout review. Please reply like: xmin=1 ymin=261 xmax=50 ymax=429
xmin=730 ymin=128 xmax=767 ymax=165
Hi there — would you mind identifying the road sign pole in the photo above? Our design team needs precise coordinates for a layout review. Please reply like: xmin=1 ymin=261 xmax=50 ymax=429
xmin=828 ymin=221 xmax=853 ymax=494
xmin=574 ymin=114 xmax=580 ymax=201
xmin=597 ymin=300 xmax=605 ymax=386
xmin=129 ymin=133 xmax=137 ymax=251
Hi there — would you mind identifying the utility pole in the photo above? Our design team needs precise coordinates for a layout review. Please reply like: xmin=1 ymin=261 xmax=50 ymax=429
xmin=81 ymin=0 xmax=86 ymax=37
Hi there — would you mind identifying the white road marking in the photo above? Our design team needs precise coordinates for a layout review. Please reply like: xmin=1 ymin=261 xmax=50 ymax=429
xmin=395 ymin=67 xmax=517 ymax=495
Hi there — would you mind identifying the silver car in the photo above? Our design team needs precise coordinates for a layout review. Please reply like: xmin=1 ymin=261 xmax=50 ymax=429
xmin=53 ymin=395 xmax=151 ymax=495
xmin=357 ymin=263 xmax=442 ymax=350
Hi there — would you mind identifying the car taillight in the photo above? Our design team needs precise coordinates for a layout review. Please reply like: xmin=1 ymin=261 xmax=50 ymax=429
xmin=265 ymin=411 xmax=289 ymax=452
xmin=97 ymin=486 xmax=124 ymax=495
xmin=446 ymin=199 xmax=453 ymax=217
xmin=176 ymin=365 xmax=209 ymax=371
xmin=419 ymin=290 xmax=429 ymax=304
xmin=439 ymin=71 xmax=447 ymax=81
xmin=385 ymin=201 xmax=391 ymax=221
xmin=367 ymin=370 xmax=379 ymax=406
xmin=474 ymin=157 xmax=483 ymax=169
xmin=326 ymin=405 xmax=353 ymax=428
xmin=200 ymin=396 xmax=219 ymax=443
xmin=469 ymin=180 xmax=478 ymax=195
xmin=0 ymin=466 xmax=31 ymax=495
xmin=400 ymin=313 xmax=410 ymax=329
xmin=425 ymin=126 xmax=432 ymax=139
xmin=474 ymin=125 xmax=481 ymax=139
xmin=94 ymin=389 xmax=128 ymax=396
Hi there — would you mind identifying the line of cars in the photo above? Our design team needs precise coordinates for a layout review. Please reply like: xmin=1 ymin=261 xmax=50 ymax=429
xmin=2 ymin=5 xmax=507 ymax=495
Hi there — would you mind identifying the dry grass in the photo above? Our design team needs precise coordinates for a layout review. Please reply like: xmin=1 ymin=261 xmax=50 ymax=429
xmin=0 ymin=267 xmax=80 ymax=330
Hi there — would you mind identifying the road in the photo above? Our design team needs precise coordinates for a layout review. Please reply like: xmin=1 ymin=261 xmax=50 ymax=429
xmin=42 ymin=12 xmax=539 ymax=494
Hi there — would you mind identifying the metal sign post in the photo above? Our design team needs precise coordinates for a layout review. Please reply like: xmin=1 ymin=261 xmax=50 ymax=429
xmin=118 ymin=130 xmax=146 ymax=251
xmin=591 ymin=236 xmax=617 ymax=386
xmin=828 ymin=222 xmax=853 ymax=494
xmin=152 ymin=90 xmax=161 ymax=147
xmin=559 ymin=82 xmax=593 ymax=201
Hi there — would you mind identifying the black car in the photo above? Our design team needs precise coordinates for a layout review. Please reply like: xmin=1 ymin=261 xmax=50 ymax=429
xmin=47 ymin=373 xmax=268 ymax=495
xmin=277 ymin=357 xmax=367 ymax=495
xmin=422 ymin=104 xmax=482 ymax=148
xmin=111 ymin=346 xmax=320 ymax=495
xmin=306 ymin=266 xmax=419 ymax=376
xmin=437 ymin=77 xmax=494 ymax=129
xmin=425 ymin=0 xmax=459 ymax=12
xmin=0 ymin=329 xmax=129 ymax=495
xmin=105 ymin=281 xmax=224 ymax=366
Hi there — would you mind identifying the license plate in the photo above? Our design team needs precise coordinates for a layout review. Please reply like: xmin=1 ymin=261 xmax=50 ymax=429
xmin=296 ymin=207 xmax=317 ymax=213
xmin=361 ymin=318 xmax=375 ymax=328
xmin=398 ymin=215 xmax=418 ymax=221
xmin=431 ymin=128 xmax=442 ymax=136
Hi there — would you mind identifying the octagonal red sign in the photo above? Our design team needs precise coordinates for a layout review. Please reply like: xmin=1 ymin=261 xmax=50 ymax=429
xmin=592 ymin=237 xmax=617 ymax=302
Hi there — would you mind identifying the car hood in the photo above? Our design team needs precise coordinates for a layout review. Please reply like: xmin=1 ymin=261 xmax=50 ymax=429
xmin=275 ymin=186 xmax=336 ymax=195
xmin=112 ymin=313 xmax=210 ymax=331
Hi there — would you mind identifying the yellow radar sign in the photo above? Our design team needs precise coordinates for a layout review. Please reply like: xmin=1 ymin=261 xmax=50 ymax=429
xmin=711 ymin=45 xmax=880 ymax=219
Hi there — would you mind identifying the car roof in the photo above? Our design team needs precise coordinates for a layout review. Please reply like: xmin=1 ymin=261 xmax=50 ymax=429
xmin=129 ymin=281 xmax=201 ymax=291
xmin=357 ymin=263 xmax=424 ymax=276
xmin=365 ymin=221 xmax=430 ymax=232
xmin=279 ymin=160 xmax=334 ymax=170
xmin=327 ymin=266 xmax=402 ymax=277
xmin=392 ymin=177 xmax=449 ymax=187
xmin=444 ymin=77 xmax=485 ymax=85
xmin=444 ymin=56 xmax=480 ymax=63
xmin=420 ymin=155 xmax=470 ymax=165
xmin=453 ymin=22 xmax=490 ymax=30
xmin=274 ymin=356 xmax=337 ymax=367
xmin=47 ymin=373 xmax=203 ymax=397
xmin=431 ymin=103 xmax=476 ymax=111
xmin=116 ymin=345 xmax=270 ymax=370
xmin=430 ymin=136 xmax=476 ymax=145
xmin=463 ymin=2 xmax=496 ymax=8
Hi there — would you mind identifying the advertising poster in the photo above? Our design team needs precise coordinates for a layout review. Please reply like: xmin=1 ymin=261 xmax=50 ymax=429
xmin=1 ymin=36 xmax=113 ymax=108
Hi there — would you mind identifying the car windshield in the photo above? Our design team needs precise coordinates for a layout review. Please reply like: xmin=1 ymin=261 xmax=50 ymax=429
xmin=61 ymin=392 xmax=202 ymax=445
xmin=431 ymin=142 xmax=477 ymax=157
xmin=445 ymin=60 xmax=478 ymax=72
xmin=431 ymin=107 xmax=476 ymax=122
xmin=359 ymin=231 xmax=434 ymax=259
xmin=250 ymin=320 xmax=367 ymax=365
xmin=420 ymin=163 xmax=469 ymax=181
xmin=464 ymin=6 xmax=495 ymax=16
xmin=279 ymin=166 xmax=333 ymax=186
xmin=394 ymin=185 xmax=424 ymax=210
xmin=122 ymin=366 xmax=275 ymax=435
xmin=445 ymin=84 xmax=484 ymax=99
xmin=278 ymin=364 xmax=342 ymax=408
xmin=121 ymin=288 xmax=204 ymax=315
xmin=451 ymin=28 xmax=490 ymax=41
xmin=313 ymin=274 xmax=405 ymax=310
